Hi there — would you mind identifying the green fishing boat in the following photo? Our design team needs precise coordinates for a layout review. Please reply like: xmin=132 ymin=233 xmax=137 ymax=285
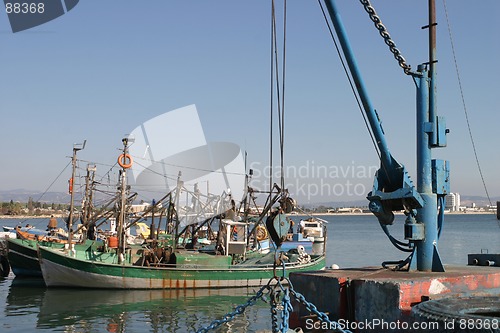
xmin=7 ymin=227 xmax=78 ymax=277
xmin=38 ymin=137 xmax=326 ymax=289
xmin=8 ymin=236 xmax=65 ymax=277
xmin=38 ymin=217 xmax=325 ymax=289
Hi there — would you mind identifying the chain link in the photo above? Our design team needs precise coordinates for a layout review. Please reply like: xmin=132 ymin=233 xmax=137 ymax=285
xmin=196 ymin=250 xmax=347 ymax=333
xmin=195 ymin=284 xmax=271 ymax=333
xmin=288 ymin=278 xmax=352 ymax=333
xmin=359 ymin=0 xmax=412 ymax=75
xmin=271 ymin=294 xmax=280 ymax=333
xmin=195 ymin=276 xmax=351 ymax=333
xmin=280 ymin=288 xmax=293 ymax=332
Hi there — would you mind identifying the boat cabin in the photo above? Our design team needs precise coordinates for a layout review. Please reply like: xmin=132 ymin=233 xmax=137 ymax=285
xmin=217 ymin=219 xmax=248 ymax=256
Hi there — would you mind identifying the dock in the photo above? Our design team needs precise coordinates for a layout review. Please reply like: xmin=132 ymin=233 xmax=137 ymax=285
xmin=289 ymin=266 xmax=500 ymax=332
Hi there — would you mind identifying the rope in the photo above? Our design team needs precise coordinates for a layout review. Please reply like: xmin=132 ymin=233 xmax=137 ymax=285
xmin=270 ymin=0 xmax=288 ymax=197
xmin=37 ymin=160 xmax=72 ymax=202
xmin=279 ymin=0 xmax=287 ymax=192
xmin=442 ymin=0 xmax=492 ymax=208
xmin=269 ymin=0 xmax=275 ymax=201
xmin=130 ymin=156 xmax=247 ymax=178
xmin=12 ymin=160 xmax=72 ymax=226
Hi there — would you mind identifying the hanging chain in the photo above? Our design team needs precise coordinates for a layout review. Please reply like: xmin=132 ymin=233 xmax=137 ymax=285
xmin=359 ymin=0 xmax=412 ymax=75
xmin=195 ymin=275 xmax=351 ymax=333
xmin=280 ymin=287 xmax=293 ymax=332
xmin=195 ymin=284 xmax=271 ymax=333
xmin=289 ymin=284 xmax=352 ymax=333
xmin=271 ymin=286 xmax=281 ymax=333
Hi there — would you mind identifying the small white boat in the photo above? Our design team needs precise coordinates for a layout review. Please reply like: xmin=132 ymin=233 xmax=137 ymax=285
xmin=1 ymin=226 xmax=18 ymax=239
xmin=299 ymin=218 xmax=327 ymax=243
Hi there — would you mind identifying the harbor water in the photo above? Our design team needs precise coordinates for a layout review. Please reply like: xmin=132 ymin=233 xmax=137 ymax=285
xmin=1 ymin=214 xmax=499 ymax=332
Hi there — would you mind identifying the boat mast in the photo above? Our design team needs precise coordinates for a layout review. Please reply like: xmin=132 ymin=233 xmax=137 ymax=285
xmin=117 ymin=137 xmax=132 ymax=263
xmin=67 ymin=140 xmax=86 ymax=252
xmin=82 ymin=164 xmax=96 ymax=229
xmin=173 ymin=171 xmax=182 ymax=252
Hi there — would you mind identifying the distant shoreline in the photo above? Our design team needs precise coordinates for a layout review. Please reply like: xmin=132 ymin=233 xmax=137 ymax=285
xmin=0 ymin=211 xmax=495 ymax=220
xmin=0 ymin=214 xmax=64 ymax=220
xmin=307 ymin=211 xmax=495 ymax=216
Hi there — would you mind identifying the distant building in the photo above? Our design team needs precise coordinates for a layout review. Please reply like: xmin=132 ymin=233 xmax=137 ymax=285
xmin=445 ymin=193 xmax=460 ymax=211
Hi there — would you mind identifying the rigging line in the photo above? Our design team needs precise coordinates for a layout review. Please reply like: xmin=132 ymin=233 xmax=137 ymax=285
xmin=318 ymin=0 xmax=381 ymax=161
xmin=93 ymin=162 xmax=119 ymax=186
xmin=442 ymin=0 xmax=492 ymax=207
xmin=93 ymin=187 xmax=117 ymax=194
xmin=75 ymin=160 xmax=118 ymax=183
xmin=25 ymin=160 xmax=72 ymax=211
xmin=78 ymin=158 xmax=117 ymax=169
xmin=269 ymin=0 xmax=276 ymax=201
xmin=280 ymin=0 xmax=287 ymax=191
xmin=131 ymin=156 xmax=247 ymax=177
xmin=272 ymin=0 xmax=284 ymax=186
xmin=92 ymin=192 xmax=116 ymax=201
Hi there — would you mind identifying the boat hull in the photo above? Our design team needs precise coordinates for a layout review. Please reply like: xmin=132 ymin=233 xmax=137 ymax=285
xmin=7 ymin=238 xmax=100 ymax=277
xmin=7 ymin=238 xmax=55 ymax=277
xmin=39 ymin=246 xmax=326 ymax=289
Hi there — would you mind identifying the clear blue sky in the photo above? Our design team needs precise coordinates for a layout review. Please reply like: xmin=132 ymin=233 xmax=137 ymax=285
xmin=1 ymin=1 xmax=499 ymax=204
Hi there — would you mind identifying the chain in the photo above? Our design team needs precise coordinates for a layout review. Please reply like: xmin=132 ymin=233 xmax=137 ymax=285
xmin=195 ymin=276 xmax=351 ymax=333
xmin=359 ymin=0 xmax=412 ymax=75
xmin=280 ymin=287 xmax=293 ymax=332
xmin=195 ymin=283 xmax=271 ymax=333
xmin=271 ymin=291 xmax=280 ymax=333
xmin=287 ymin=279 xmax=352 ymax=333
xmin=197 ymin=252 xmax=348 ymax=333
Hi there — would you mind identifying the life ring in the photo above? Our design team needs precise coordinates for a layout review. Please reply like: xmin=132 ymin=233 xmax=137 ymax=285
xmin=118 ymin=153 xmax=133 ymax=169
xmin=256 ymin=225 xmax=268 ymax=241
xmin=68 ymin=177 xmax=73 ymax=194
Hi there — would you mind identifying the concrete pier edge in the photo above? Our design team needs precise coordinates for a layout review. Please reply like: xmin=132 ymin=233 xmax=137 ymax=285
xmin=289 ymin=266 xmax=500 ymax=331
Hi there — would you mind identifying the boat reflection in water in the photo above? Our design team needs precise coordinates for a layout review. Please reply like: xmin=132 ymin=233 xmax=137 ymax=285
xmin=6 ymin=277 xmax=269 ymax=332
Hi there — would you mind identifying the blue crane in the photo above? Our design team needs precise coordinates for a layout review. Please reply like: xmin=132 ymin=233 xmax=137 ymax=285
xmin=324 ymin=0 xmax=449 ymax=272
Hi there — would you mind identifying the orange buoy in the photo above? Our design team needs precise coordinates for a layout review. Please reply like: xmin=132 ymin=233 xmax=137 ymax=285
xmin=108 ymin=236 xmax=118 ymax=248
xmin=68 ymin=177 xmax=73 ymax=194
xmin=117 ymin=153 xmax=133 ymax=169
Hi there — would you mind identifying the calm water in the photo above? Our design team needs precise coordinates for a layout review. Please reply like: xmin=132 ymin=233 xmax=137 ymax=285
xmin=1 ymin=214 xmax=499 ymax=332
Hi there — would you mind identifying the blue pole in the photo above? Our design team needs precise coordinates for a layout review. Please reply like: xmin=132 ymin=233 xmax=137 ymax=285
xmin=415 ymin=64 xmax=443 ymax=271
xmin=324 ymin=0 xmax=394 ymax=172
xmin=416 ymin=66 xmax=431 ymax=194
xmin=428 ymin=0 xmax=437 ymax=146
xmin=324 ymin=0 xmax=445 ymax=271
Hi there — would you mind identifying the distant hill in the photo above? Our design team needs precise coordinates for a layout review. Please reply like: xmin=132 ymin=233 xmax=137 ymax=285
xmin=303 ymin=199 xmax=369 ymax=209
xmin=459 ymin=196 xmax=500 ymax=207
xmin=1 ymin=189 xmax=498 ymax=208
xmin=304 ymin=195 xmax=500 ymax=209
xmin=0 ymin=189 xmax=79 ymax=204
